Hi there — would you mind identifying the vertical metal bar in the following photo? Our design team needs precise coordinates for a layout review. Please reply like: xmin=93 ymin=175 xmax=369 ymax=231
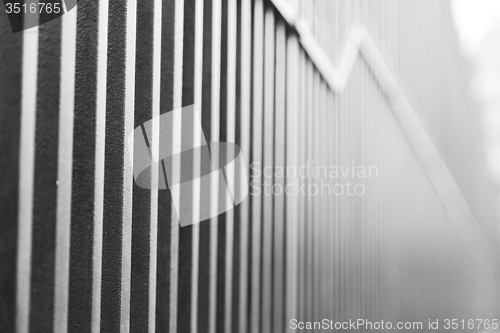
xmin=261 ymin=5 xmax=275 ymax=333
xmin=323 ymin=79 xmax=329 ymax=322
xmin=285 ymin=32 xmax=300 ymax=333
xmin=54 ymin=7 xmax=77 ymax=333
xmin=250 ymin=0 xmax=264 ymax=331
xmin=209 ymin=1 xmax=222 ymax=333
xmin=130 ymin=0 xmax=159 ymax=330
xmin=0 ymin=14 xmax=22 ymax=333
xmin=170 ymin=0 xmax=185 ymax=331
xmin=231 ymin=3 xmax=243 ymax=330
xmin=120 ymin=0 xmax=137 ymax=330
xmin=273 ymin=18 xmax=286 ymax=333
xmin=131 ymin=0 xmax=154 ymax=329
xmin=100 ymin=0 xmax=135 ymax=330
xmin=149 ymin=1 xmax=162 ymax=331
xmin=56 ymin=1 xmax=109 ymax=332
xmin=305 ymin=58 xmax=314 ymax=325
xmin=155 ymin=0 xmax=177 ymax=329
xmin=197 ymin=0 xmax=216 ymax=331
xmin=29 ymin=15 xmax=62 ymax=333
xmin=327 ymin=88 xmax=334 ymax=326
xmin=17 ymin=21 xmax=39 ymax=333
xmin=311 ymin=70 xmax=319 ymax=323
xmin=317 ymin=78 xmax=325 ymax=323
xmin=237 ymin=0 xmax=252 ymax=331
xmin=101 ymin=0 xmax=136 ymax=331
xmin=91 ymin=0 xmax=108 ymax=330
xmin=224 ymin=0 xmax=237 ymax=332
xmin=326 ymin=83 xmax=333 ymax=323
xmin=178 ymin=0 xmax=196 ymax=329
xmin=190 ymin=0 xmax=204 ymax=331
xmin=323 ymin=80 xmax=329 ymax=325
xmin=297 ymin=49 xmax=307 ymax=324
xmin=216 ymin=0 xmax=228 ymax=331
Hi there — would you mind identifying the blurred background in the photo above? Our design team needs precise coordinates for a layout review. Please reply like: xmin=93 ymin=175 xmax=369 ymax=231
xmin=453 ymin=0 xmax=500 ymax=212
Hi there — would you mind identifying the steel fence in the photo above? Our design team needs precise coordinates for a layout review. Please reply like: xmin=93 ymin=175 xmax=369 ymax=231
xmin=1 ymin=0 xmax=499 ymax=333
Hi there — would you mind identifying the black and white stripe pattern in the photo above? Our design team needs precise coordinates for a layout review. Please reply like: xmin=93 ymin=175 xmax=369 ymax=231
xmin=1 ymin=0 xmax=500 ymax=332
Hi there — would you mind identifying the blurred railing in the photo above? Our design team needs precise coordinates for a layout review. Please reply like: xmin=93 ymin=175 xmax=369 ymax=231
xmin=1 ymin=1 xmax=499 ymax=333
